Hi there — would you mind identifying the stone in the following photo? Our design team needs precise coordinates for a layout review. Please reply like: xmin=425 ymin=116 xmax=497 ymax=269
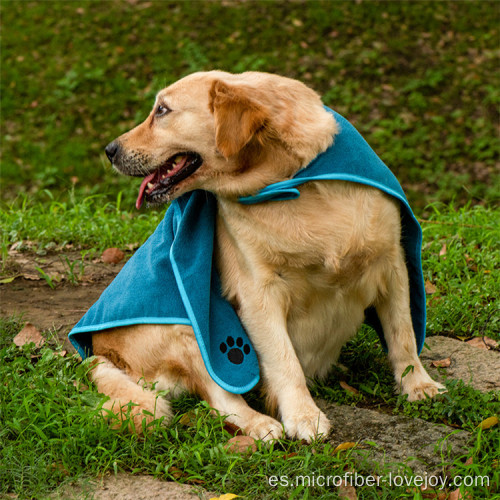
xmin=51 ymin=474 xmax=214 ymax=499
xmin=420 ymin=336 xmax=500 ymax=393
xmin=317 ymin=400 xmax=470 ymax=475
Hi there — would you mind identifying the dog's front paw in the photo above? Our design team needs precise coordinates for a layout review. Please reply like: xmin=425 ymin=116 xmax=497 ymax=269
xmin=400 ymin=368 xmax=447 ymax=401
xmin=282 ymin=404 xmax=331 ymax=442
xmin=243 ymin=414 xmax=284 ymax=441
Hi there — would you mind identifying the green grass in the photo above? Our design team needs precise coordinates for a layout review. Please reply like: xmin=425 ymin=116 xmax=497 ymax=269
xmin=422 ymin=204 xmax=500 ymax=341
xmin=1 ymin=1 xmax=499 ymax=498
xmin=0 ymin=191 xmax=164 ymax=260
xmin=1 ymin=202 xmax=499 ymax=499
xmin=1 ymin=312 xmax=499 ymax=499
xmin=1 ymin=0 xmax=499 ymax=208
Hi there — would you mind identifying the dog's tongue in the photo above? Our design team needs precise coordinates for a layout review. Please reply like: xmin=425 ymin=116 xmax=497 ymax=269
xmin=136 ymin=172 xmax=156 ymax=210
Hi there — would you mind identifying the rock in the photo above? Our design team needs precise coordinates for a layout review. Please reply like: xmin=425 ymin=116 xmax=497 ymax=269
xmin=224 ymin=435 xmax=257 ymax=454
xmin=51 ymin=474 xmax=214 ymax=499
xmin=317 ymin=400 xmax=470 ymax=475
xmin=421 ymin=336 xmax=500 ymax=393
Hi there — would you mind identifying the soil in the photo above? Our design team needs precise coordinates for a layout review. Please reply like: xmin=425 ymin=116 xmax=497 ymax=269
xmin=1 ymin=250 xmax=125 ymax=349
xmin=3 ymin=250 xmax=498 ymax=497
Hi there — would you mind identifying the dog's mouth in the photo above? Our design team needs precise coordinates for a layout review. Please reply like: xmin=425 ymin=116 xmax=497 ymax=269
xmin=136 ymin=152 xmax=203 ymax=209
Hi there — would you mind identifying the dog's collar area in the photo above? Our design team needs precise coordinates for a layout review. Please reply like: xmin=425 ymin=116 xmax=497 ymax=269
xmin=239 ymin=187 xmax=301 ymax=205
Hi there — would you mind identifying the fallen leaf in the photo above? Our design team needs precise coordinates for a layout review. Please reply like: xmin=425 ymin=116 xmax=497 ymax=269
xmin=72 ymin=380 xmax=89 ymax=391
xmin=223 ymin=421 xmax=243 ymax=437
xmin=448 ymin=487 xmax=472 ymax=499
xmin=425 ymin=280 xmax=437 ymax=295
xmin=464 ymin=456 xmax=473 ymax=466
xmin=340 ymin=381 xmax=359 ymax=394
xmin=23 ymin=273 xmax=41 ymax=281
xmin=47 ymin=462 xmax=70 ymax=476
xmin=179 ymin=410 xmax=197 ymax=427
xmin=168 ymin=466 xmax=184 ymax=479
xmin=338 ymin=482 xmax=357 ymax=499
xmin=431 ymin=357 xmax=451 ymax=368
xmin=466 ymin=336 xmax=498 ymax=349
xmin=0 ymin=276 xmax=18 ymax=284
xmin=55 ymin=350 xmax=67 ymax=357
xmin=439 ymin=243 xmax=447 ymax=256
xmin=282 ymin=452 xmax=298 ymax=460
xmin=209 ymin=494 xmax=240 ymax=500
xmin=333 ymin=442 xmax=357 ymax=453
xmin=13 ymin=323 xmax=45 ymax=348
xmin=477 ymin=416 xmax=498 ymax=430
xmin=224 ymin=435 xmax=257 ymax=454
xmin=101 ymin=247 xmax=125 ymax=264
xmin=420 ymin=485 xmax=440 ymax=499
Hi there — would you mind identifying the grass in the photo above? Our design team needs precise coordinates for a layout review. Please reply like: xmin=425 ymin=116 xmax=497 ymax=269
xmin=1 ymin=204 xmax=499 ymax=498
xmin=0 ymin=191 xmax=164 ymax=262
xmin=1 ymin=0 xmax=499 ymax=498
xmin=1 ymin=1 xmax=499 ymax=209
xmin=1 ymin=310 xmax=499 ymax=499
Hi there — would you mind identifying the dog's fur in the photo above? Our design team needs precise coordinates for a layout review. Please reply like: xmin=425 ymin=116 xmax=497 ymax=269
xmin=92 ymin=71 xmax=444 ymax=441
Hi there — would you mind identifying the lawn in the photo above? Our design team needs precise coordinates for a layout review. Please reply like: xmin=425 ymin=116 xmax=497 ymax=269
xmin=1 ymin=1 xmax=499 ymax=498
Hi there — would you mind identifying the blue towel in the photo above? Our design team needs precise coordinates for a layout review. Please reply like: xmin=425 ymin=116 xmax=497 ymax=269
xmin=69 ymin=108 xmax=426 ymax=394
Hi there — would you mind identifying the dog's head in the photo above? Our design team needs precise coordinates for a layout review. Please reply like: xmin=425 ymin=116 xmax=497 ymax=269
xmin=105 ymin=71 xmax=337 ymax=208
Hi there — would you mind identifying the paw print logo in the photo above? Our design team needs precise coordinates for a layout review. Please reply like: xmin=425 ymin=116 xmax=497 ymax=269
xmin=220 ymin=336 xmax=251 ymax=365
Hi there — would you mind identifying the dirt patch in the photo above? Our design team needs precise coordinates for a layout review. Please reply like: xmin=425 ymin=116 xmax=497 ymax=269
xmin=51 ymin=474 xmax=215 ymax=500
xmin=1 ymin=250 xmax=124 ymax=349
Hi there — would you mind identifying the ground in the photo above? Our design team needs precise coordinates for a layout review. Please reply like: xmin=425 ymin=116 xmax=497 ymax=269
xmin=1 ymin=250 xmax=498 ymax=498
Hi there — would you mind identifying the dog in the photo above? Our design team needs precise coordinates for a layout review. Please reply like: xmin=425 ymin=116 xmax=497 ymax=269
xmin=90 ymin=71 xmax=444 ymax=442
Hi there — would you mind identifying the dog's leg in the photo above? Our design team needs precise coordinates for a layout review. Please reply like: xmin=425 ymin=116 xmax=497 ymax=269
xmin=90 ymin=355 xmax=172 ymax=431
xmin=91 ymin=325 xmax=282 ymax=440
xmin=375 ymin=249 xmax=446 ymax=400
xmin=238 ymin=291 xmax=331 ymax=442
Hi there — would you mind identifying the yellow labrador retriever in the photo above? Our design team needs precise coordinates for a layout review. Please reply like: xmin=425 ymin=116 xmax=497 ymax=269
xmin=92 ymin=71 xmax=444 ymax=442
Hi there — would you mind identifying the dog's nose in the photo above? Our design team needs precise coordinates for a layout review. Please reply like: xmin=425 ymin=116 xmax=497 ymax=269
xmin=105 ymin=141 xmax=119 ymax=163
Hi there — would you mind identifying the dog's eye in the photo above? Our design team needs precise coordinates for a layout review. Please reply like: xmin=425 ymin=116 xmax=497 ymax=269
xmin=155 ymin=104 xmax=171 ymax=117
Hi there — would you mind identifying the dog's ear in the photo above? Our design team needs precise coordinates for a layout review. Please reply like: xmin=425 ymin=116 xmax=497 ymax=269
xmin=209 ymin=80 xmax=267 ymax=159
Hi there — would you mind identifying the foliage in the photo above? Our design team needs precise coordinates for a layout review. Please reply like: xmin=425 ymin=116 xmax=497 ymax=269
xmin=1 ymin=0 xmax=499 ymax=209
xmin=422 ymin=204 xmax=500 ymax=341
xmin=1 ymin=315 xmax=498 ymax=499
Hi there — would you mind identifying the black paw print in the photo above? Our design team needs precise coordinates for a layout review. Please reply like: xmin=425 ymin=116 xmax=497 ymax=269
xmin=220 ymin=336 xmax=251 ymax=365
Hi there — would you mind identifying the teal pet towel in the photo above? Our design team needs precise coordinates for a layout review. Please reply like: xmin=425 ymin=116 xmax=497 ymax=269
xmin=69 ymin=108 xmax=426 ymax=394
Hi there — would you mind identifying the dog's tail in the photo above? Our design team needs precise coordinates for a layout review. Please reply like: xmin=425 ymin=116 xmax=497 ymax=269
xmin=90 ymin=355 xmax=172 ymax=433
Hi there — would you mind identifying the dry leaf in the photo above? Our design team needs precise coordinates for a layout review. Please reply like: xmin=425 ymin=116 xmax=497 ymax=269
xmin=425 ymin=280 xmax=437 ymax=295
xmin=439 ymin=243 xmax=447 ymax=256
xmin=340 ymin=381 xmax=359 ymax=394
xmin=431 ymin=357 xmax=451 ymax=368
xmin=333 ymin=442 xmax=357 ymax=453
xmin=466 ymin=336 xmax=498 ymax=349
xmin=101 ymin=247 xmax=125 ymax=264
xmin=420 ymin=485 xmax=440 ymax=499
xmin=448 ymin=488 xmax=472 ymax=500
xmin=338 ymin=482 xmax=357 ymax=499
xmin=223 ymin=421 xmax=243 ymax=437
xmin=13 ymin=323 xmax=45 ymax=348
xmin=209 ymin=494 xmax=240 ymax=500
xmin=224 ymin=435 xmax=257 ymax=454
xmin=23 ymin=272 xmax=41 ymax=281
xmin=477 ymin=416 xmax=498 ymax=430
xmin=168 ymin=466 xmax=184 ymax=479
xmin=0 ymin=276 xmax=18 ymax=284
xmin=179 ymin=410 xmax=197 ymax=427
